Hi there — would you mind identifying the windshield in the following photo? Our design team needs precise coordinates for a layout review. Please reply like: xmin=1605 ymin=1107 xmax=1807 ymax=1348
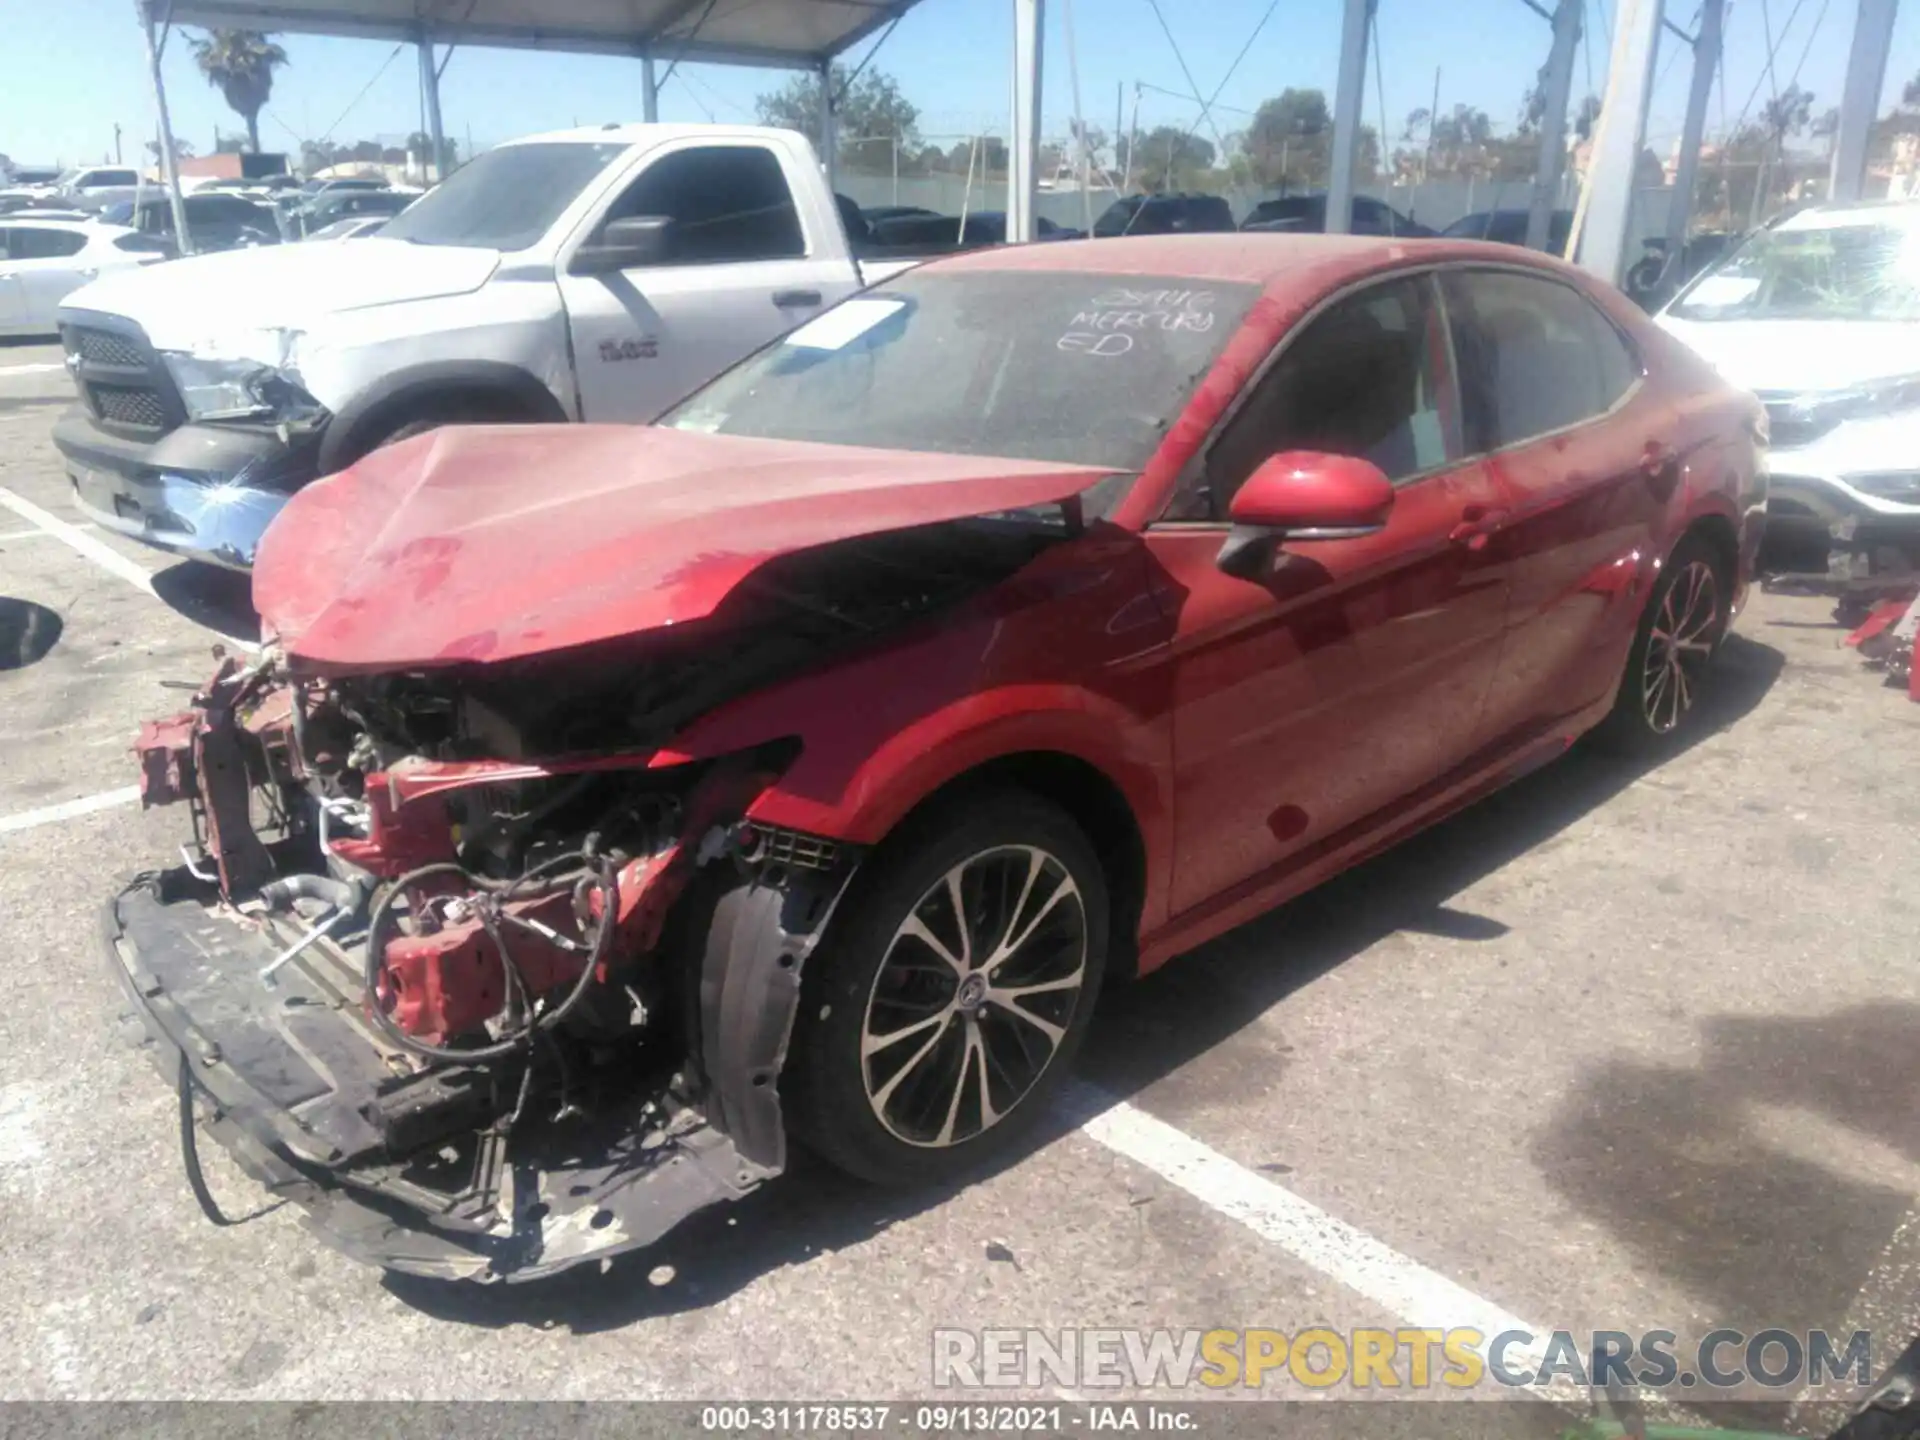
xmin=1670 ymin=216 xmax=1920 ymax=321
xmin=380 ymin=142 xmax=624 ymax=250
xmin=662 ymin=271 xmax=1258 ymax=478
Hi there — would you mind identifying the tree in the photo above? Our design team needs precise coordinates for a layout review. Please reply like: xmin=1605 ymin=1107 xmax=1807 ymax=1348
xmin=1574 ymin=95 xmax=1602 ymax=142
xmin=1904 ymin=70 xmax=1920 ymax=110
xmin=755 ymin=65 xmax=918 ymax=169
xmin=188 ymin=29 xmax=289 ymax=153
xmin=1244 ymin=88 xmax=1332 ymax=187
xmin=1126 ymin=125 xmax=1216 ymax=191
xmin=146 ymin=135 xmax=196 ymax=163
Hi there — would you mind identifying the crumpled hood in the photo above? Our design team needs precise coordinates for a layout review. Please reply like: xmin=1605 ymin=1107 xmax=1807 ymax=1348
xmin=253 ymin=426 xmax=1114 ymax=673
xmin=1658 ymin=314 xmax=1920 ymax=394
xmin=61 ymin=239 xmax=500 ymax=348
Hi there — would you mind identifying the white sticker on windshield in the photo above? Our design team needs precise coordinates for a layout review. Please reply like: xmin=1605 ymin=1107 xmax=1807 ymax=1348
xmin=784 ymin=298 xmax=907 ymax=351
xmin=1685 ymin=275 xmax=1761 ymax=307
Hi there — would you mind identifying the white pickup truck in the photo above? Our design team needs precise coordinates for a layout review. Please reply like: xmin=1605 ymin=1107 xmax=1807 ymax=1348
xmin=53 ymin=124 xmax=927 ymax=569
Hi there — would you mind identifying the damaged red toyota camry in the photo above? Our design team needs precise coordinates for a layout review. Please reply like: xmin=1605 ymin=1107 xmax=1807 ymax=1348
xmin=112 ymin=234 xmax=1765 ymax=1281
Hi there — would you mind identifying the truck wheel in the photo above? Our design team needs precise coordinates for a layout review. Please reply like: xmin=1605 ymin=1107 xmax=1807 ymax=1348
xmin=1589 ymin=534 xmax=1731 ymax=757
xmin=360 ymin=399 xmax=512 ymax=460
xmin=785 ymin=791 xmax=1108 ymax=1187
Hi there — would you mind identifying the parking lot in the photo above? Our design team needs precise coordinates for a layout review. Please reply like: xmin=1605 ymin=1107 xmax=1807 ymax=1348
xmin=1 ymin=337 xmax=1917 ymax=1421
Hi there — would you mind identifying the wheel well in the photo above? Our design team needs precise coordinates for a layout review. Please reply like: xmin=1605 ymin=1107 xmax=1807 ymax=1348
xmin=323 ymin=371 xmax=567 ymax=472
xmin=890 ymin=752 xmax=1148 ymax=985
xmin=1682 ymin=512 xmax=1739 ymax=582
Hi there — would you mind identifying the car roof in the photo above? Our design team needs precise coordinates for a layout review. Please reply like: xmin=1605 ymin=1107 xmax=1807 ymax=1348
xmin=506 ymin=122 xmax=797 ymax=148
xmin=923 ymin=232 xmax=1565 ymax=291
xmin=0 ymin=218 xmax=109 ymax=234
xmin=1772 ymin=199 xmax=1920 ymax=231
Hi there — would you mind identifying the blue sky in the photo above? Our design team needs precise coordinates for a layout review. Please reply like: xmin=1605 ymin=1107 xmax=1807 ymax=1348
xmin=9 ymin=0 xmax=1920 ymax=171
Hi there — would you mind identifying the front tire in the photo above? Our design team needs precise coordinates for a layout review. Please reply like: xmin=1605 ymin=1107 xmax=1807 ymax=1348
xmin=786 ymin=791 xmax=1109 ymax=1187
xmin=1590 ymin=534 xmax=1730 ymax=756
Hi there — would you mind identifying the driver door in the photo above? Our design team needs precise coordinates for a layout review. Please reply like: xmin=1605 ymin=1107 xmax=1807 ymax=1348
xmin=1146 ymin=271 xmax=1513 ymax=916
xmin=556 ymin=141 xmax=861 ymax=423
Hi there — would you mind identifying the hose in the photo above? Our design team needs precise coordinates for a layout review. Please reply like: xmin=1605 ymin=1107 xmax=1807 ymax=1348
xmin=176 ymin=1053 xmax=235 ymax=1227
xmin=360 ymin=853 xmax=617 ymax=1066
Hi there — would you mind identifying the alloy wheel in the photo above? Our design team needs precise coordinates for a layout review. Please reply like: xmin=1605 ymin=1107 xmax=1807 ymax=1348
xmin=1642 ymin=559 xmax=1720 ymax=734
xmin=860 ymin=845 xmax=1089 ymax=1148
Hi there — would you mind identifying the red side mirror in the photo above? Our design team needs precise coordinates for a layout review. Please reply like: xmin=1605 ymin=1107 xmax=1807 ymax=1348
xmin=1228 ymin=452 xmax=1395 ymax=536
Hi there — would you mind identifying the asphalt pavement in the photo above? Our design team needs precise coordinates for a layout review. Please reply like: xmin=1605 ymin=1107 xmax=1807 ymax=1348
xmin=0 ymin=336 xmax=1915 ymax=1426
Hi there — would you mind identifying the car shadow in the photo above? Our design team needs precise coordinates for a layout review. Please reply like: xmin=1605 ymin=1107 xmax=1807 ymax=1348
xmin=0 ymin=597 xmax=63 ymax=670
xmin=151 ymin=561 xmax=261 ymax=647
xmin=382 ymin=633 xmax=1787 ymax=1331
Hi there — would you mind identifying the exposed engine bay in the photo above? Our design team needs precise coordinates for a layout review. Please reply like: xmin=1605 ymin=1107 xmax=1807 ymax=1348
xmin=107 ymin=519 xmax=1057 ymax=1280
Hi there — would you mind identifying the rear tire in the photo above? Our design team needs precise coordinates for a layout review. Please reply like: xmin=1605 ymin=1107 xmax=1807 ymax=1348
xmin=785 ymin=791 xmax=1109 ymax=1187
xmin=1589 ymin=534 xmax=1731 ymax=756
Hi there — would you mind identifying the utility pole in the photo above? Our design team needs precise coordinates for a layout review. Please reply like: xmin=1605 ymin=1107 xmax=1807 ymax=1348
xmin=417 ymin=31 xmax=447 ymax=182
xmin=114 ymin=124 xmax=123 ymax=163
xmin=136 ymin=0 xmax=192 ymax=255
xmin=1424 ymin=68 xmax=1442 ymax=183
xmin=1526 ymin=1 xmax=1581 ymax=252
xmin=1572 ymin=0 xmax=1664 ymax=284
xmin=641 ymin=52 xmax=659 ymax=123
xmin=1326 ymin=0 xmax=1376 ymax=232
xmin=1830 ymin=0 xmax=1901 ymax=202
xmin=1664 ymin=0 xmax=1724 ymax=266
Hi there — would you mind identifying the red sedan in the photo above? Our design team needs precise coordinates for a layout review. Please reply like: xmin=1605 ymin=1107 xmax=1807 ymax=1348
xmin=115 ymin=234 xmax=1764 ymax=1279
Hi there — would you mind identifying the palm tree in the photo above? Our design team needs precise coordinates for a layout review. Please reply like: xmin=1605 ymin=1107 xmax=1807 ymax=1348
xmin=188 ymin=29 xmax=289 ymax=153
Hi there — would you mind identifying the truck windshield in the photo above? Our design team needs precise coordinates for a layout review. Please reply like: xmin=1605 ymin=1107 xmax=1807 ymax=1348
xmin=381 ymin=142 xmax=625 ymax=251
xmin=661 ymin=270 xmax=1258 ymax=473
xmin=1670 ymin=217 xmax=1920 ymax=322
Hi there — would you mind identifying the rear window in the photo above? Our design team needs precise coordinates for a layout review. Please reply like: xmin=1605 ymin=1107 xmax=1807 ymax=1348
xmin=5 ymin=226 xmax=87 ymax=259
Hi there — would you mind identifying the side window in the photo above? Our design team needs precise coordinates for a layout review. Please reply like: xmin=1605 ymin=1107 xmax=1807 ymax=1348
xmin=0 ymin=230 xmax=12 ymax=261
xmin=601 ymin=145 xmax=804 ymax=264
xmin=10 ymin=227 xmax=86 ymax=259
xmin=1194 ymin=274 xmax=1460 ymax=519
xmin=1442 ymin=269 xmax=1635 ymax=451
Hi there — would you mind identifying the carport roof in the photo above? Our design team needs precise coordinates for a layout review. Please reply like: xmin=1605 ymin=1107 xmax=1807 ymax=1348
xmin=150 ymin=0 xmax=925 ymax=68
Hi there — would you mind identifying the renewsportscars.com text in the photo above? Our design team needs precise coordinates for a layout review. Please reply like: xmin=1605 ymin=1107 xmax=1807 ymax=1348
xmin=932 ymin=1327 xmax=1876 ymax=1392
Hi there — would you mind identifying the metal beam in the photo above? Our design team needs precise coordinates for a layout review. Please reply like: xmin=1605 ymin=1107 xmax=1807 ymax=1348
xmin=1007 ymin=0 xmax=1044 ymax=243
xmin=137 ymin=0 xmax=193 ymax=254
xmin=1325 ymin=0 xmax=1374 ymax=234
xmin=1830 ymin=0 xmax=1901 ymax=203
xmin=417 ymin=32 xmax=447 ymax=182
xmin=641 ymin=52 xmax=660 ymax=122
xmin=1574 ymin=0 xmax=1663 ymax=284
xmin=1664 ymin=0 xmax=1723 ymax=266
xmin=1527 ymin=0 xmax=1582 ymax=251
xmin=819 ymin=59 xmax=837 ymax=193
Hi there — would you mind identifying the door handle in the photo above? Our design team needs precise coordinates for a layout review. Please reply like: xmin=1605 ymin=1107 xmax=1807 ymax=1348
xmin=1448 ymin=505 xmax=1510 ymax=551
xmin=772 ymin=288 xmax=822 ymax=308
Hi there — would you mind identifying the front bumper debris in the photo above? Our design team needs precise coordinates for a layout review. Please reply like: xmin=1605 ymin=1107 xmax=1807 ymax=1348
xmin=57 ymin=406 xmax=320 ymax=571
xmin=105 ymin=872 xmax=768 ymax=1282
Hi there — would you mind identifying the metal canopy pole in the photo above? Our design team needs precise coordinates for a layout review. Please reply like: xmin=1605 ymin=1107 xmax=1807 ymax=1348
xmin=642 ymin=53 xmax=660 ymax=122
xmin=1665 ymin=0 xmax=1723 ymax=263
xmin=1830 ymin=0 xmax=1901 ymax=202
xmin=137 ymin=0 xmax=192 ymax=255
xmin=819 ymin=60 xmax=838 ymax=192
xmin=1008 ymin=0 xmax=1045 ymax=244
xmin=417 ymin=32 xmax=448 ymax=182
xmin=1526 ymin=0 xmax=1583 ymax=252
xmin=1574 ymin=0 xmax=1663 ymax=285
xmin=1325 ymin=0 xmax=1374 ymax=235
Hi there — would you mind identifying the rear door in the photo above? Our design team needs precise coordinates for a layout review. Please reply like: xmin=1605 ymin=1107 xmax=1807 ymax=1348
xmin=0 ymin=230 xmax=22 ymax=331
xmin=6 ymin=226 xmax=92 ymax=331
xmin=1441 ymin=266 xmax=1657 ymax=743
xmin=1147 ymin=271 xmax=1512 ymax=915
xmin=557 ymin=140 xmax=862 ymax=422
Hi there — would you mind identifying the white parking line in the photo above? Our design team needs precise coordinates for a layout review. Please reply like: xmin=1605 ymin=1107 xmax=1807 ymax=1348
xmin=0 ymin=363 xmax=65 ymax=376
xmin=0 ymin=485 xmax=155 ymax=596
xmin=1073 ymin=1086 xmax=1552 ymax=1371
xmin=0 ymin=786 xmax=142 ymax=836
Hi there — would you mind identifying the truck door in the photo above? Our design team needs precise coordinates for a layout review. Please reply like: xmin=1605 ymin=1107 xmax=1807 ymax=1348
xmin=557 ymin=141 xmax=862 ymax=422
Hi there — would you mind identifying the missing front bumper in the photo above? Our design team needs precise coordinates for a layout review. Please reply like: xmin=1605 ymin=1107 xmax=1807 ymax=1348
xmin=103 ymin=874 xmax=771 ymax=1282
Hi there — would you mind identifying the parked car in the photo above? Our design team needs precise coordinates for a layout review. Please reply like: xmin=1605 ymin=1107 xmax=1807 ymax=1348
xmin=53 ymin=165 xmax=144 ymax=209
xmin=1092 ymin=193 xmax=1236 ymax=236
xmin=111 ymin=232 xmax=1762 ymax=1281
xmin=1657 ymin=200 xmax=1920 ymax=558
xmin=108 ymin=192 xmax=284 ymax=252
xmin=0 ymin=221 xmax=168 ymax=337
xmin=867 ymin=209 xmax=1072 ymax=248
xmin=289 ymin=188 xmax=413 ymax=235
xmin=301 ymin=215 xmax=390 ymax=242
xmin=1241 ymin=193 xmax=1433 ymax=236
xmin=862 ymin=204 xmax=940 ymax=224
xmin=1442 ymin=208 xmax=1575 ymax=253
xmin=4 ymin=165 xmax=64 ymax=190
xmin=55 ymin=124 xmax=929 ymax=570
xmin=1623 ymin=229 xmax=1743 ymax=311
